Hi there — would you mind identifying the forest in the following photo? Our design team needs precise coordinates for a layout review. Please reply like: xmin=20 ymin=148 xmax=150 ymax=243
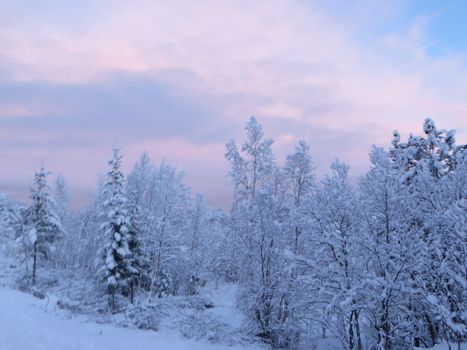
xmin=0 ymin=117 xmax=466 ymax=350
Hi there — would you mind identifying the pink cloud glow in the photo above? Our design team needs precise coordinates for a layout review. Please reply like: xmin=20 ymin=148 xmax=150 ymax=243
xmin=0 ymin=0 xmax=467 ymax=208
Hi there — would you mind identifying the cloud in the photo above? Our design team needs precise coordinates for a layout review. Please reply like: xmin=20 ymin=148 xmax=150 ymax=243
xmin=0 ymin=72 xmax=234 ymax=145
xmin=1 ymin=0 xmax=467 ymax=208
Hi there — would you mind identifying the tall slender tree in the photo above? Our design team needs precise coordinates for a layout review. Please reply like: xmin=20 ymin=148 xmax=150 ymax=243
xmin=100 ymin=147 xmax=132 ymax=310
xmin=28 ymin=167 xmax=64 ymax=285
xmin=226 ymin=118 xmax=293 ymax=347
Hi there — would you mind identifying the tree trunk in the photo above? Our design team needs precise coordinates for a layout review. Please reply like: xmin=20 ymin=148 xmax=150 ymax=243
xmin=130 ymin=282 xmax=134 ymax=304
xmin=354 ymin=311 xmax=363 ymax=350
xmin=425 ymin=313 xmax=437 ymax=346
xmin=380 ymin=299 xmax=391 ymax=350
xmin=32 ymin=241 xmax=37 ymax=286
xmin=349 ymin=311 xmax=355 ymax=350
xmin=294 ymin=226 xmax=300 ymax=254
xmin=108 ymin=285 xmax=116 ymax=311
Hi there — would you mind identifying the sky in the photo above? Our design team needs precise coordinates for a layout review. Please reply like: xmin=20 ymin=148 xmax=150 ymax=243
xmin=1 ymin=0 xmax=467 ymax=209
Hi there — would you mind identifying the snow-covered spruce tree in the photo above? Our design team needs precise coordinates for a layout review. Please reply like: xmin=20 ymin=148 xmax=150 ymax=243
xmin=99 ymin=147 xmax=136 ymax=310
xmin=125 ymin=152 xmax=153 ymax=292
xmin=0 ymin=195 xmax=36 ymax=281
xmin=28 ymin=167 xmax=64 ymax=286
xmin=126 ymin=190 xmax=146 ymax=304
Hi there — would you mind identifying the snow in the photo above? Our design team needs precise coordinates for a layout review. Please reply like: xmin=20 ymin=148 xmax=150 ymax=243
xmin=204 ymin=284 xmax=245 ymax=329
xmin=415 ymin=344 xmax=467 ymax=350
xmin=0 ymin=287 xmax=261 ymax=350
xmin=28 ymin=228 xmax=37 ymax=244
xmin=299 ymin=337 xmax=344 ymax=350
xmin=427 ymin=294 xmax=439 ymax=306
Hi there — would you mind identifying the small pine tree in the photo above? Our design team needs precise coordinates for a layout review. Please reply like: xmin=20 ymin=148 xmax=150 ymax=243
xmin=28 ymin=167 xmax=64 ymax=286
xmin=126 ymin=196 xmax=145 ymax=303
xmin=100 ymin=147 xmax=132 ymax=310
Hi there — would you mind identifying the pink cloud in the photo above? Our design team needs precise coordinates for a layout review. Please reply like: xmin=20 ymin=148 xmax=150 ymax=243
xmin=1 ymin=0 xmax=467 ymax=207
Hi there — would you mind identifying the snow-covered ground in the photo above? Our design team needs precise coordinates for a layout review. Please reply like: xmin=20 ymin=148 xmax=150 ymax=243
xmin=0 ymin=286 xmax=465 ymax=350
xmin=0 ymin=287 xmax=261 ymax=350
xmin=415 ymin=344 xmax=467 ymax=350
xmin=0 ymin=259 xmax=463 ymax=350
xmin=203 ymin=283 xmax=246 ymax=328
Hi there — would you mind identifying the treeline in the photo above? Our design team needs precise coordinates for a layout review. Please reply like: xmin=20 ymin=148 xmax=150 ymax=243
xmin=0 ymin=118 xmax=466 ymax=350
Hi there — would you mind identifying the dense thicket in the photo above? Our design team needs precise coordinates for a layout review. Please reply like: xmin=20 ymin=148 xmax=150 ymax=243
xmin=0 ymin=118 xmax=465 ymax=349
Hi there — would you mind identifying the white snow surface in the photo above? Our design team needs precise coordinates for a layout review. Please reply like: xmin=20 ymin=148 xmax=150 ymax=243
xmin=203 ymin=283 xmax=245 ymax=328
xmin=415 ymin=344 xmax=467 ymax=350
xmin=0 ymin=287 xmax=260 ymax=350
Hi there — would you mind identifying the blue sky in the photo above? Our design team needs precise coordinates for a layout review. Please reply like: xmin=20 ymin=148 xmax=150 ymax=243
xmin=0 ymin=0 xmax=466 ymax=208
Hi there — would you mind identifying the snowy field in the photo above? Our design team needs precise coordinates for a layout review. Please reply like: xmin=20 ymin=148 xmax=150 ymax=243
xmin=0 ymin=287 xmax=261 ymax=350
xmin=0 ymin=277 xmax=464 ymax=350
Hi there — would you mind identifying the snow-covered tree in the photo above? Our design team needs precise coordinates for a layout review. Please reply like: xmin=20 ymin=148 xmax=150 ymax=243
xmin=28 ymin=167 xmax=64 ymax=285
xmin=390 ymin=119 xmax=464 ymax=347
xmin=226 ymin=117 xmax=274 ymax=201
xmin=183 ymin=194 xmax=211 ymax=295
xmin=226 ymin=118 xmax=295 ymax=347
xmin=1 ymin=115 xmax=466 ymax=350
xmin=99 ymin=147 xmax=134 ymax=310
xmin=0 ymin=195 xmax=31 ymax=274
xmin=359 ymin=147 xmax=419 ymax=349
xmin=126 ymin=153 xmax=193 ymax=299
xmin=284 ymin=139 xmax=315 ymax=254
xmin=302 ymin=160 xmax=364 ymax=350
xmin=53 ymin=175 xmax=69 ymax=220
